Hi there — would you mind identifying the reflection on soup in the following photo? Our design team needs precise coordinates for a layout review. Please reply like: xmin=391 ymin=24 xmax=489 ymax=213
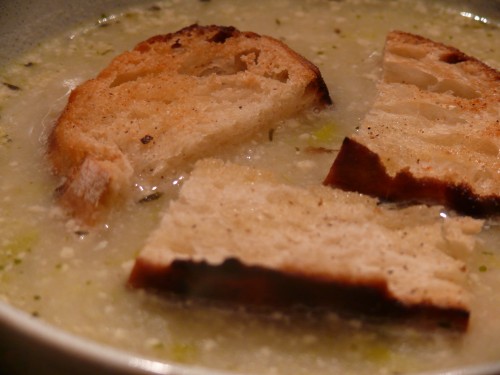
xmin=0 ymin=0 xmax=499 ymax=374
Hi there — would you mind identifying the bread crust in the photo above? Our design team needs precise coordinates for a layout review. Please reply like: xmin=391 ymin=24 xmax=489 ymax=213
xmin=324 ymin=31 xmax=499 ymax=216
xmin=129 ymin=257 xmax=469 ymax=330
xmin=326 ymin=137 xmax=500 ymax=216
xmin=129 ymin=158 xmax=483 ymax=329
xmin=48 ymin=24 xmax=332 ymax=223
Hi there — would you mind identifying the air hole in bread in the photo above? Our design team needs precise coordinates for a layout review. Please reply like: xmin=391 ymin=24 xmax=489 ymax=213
xmin=109 ymin=70 xmax=159 ymax=88
xmin=171 ymin=39 xmax=182 ymax=49
xmin=384 ymin=62 xmax=438 ymax=89
xmin=440 ymin=51 xmax=469 ymax=64
xmin=208 ymin=28 xmax=236 ymax=43
xmin=235 ymin=48 xmax=261 ymax=70
xmin=182 ymin=49 xmax=262 ymax=77
xmin=264 ymin=69 xmax=290 ymax=83
xmin=379 ymin=102 xmax=467 ymax=125
xmin=197 ymin=65 xmax=243 ymax=76
xmin=182 ymin=60 xmax=243 ymax=77
xmin=384 ymin=63 xmax=480 ymax=99
xmin=430 ymin=79 xmax=480 ymax=99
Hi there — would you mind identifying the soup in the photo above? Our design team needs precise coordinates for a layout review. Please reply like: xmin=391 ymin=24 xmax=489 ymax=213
xmin=0 ymin=0 xmax=499 ymax=374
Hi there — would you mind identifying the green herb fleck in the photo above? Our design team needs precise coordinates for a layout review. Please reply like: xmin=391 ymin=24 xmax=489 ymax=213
xmin=170 ymin=343 xmax=197 ymax=363
xmin=3 ymin=231 xmax=39 ymax=255
xmin=309 ymin=122 xmax=338 ymax=145
xmin=479 ymin=265 xmax=488 ymax=272
xmin=362 ymin=343 xmax=391 ymax=363
xmin=153 ymin=342 xmax=164 ymax=350
xmin=98 ymin=49 xmax=114 ymax=56
xmin=275 ymin=18 xmax=281 ymax=26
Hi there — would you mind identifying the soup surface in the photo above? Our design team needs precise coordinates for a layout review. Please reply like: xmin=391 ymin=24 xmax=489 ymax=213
xmin=0 ymin=0 xmax=499 ymax=374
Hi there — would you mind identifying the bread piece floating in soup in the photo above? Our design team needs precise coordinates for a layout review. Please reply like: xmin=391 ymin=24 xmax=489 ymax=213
xmin=324 ymin=30 xmax=500 ymax=217
xmin=48 ymin=24 xmax=332 ymax=224
xmin=129 ymin=158 xmax=483 ymax=330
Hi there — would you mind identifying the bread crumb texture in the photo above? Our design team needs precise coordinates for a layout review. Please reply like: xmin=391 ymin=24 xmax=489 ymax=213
xmin=325 ymin=31 xmax=499 ymax=216
xmin=48 ymin=24 xmax=331 ymax=222
xmin=132 ymin=158 xmax=483 ymax=314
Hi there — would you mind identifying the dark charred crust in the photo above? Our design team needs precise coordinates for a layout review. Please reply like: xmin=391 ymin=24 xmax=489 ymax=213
xmin=390 ymin=30 xmax=500 ymax=81
xmin=171 ymin=39 xmax=182 ymax=49
xmin=142 ymin=25 xmax=240 ymax=47
xmin=128 ymin=257 xmax=468 ymax=330
xmin=306 ymin=76 xmax=333 ymax=106
xmin=208 ymin=26 xmax=237 ymax=43
xmin=140 ymin=134 xmax=154 ymax=144
xmin=448 ymin=185 xmax=500 ymax=217
xmin=137 ymin=24 xmax=332 ymax=107
xmin=440 ymin=51 xmax=470 ymax=64
xmin=323 ymin=137 xmax=500 ymax=217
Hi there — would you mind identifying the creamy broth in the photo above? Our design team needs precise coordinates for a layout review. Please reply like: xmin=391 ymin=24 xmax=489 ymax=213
xmin=0 ymin=0 xmax=499 ymax=374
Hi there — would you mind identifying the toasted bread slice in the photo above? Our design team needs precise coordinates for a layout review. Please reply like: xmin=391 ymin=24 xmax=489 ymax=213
xmin=324 ymin=31 xmax=499 ymax=216
xmin=129 ymin=158 xmax=483 ymax=327
xmin=48 ymin=24 xmax=331 ymax=223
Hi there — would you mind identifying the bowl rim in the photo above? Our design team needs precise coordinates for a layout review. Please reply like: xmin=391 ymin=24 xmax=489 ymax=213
xmin=0 ymin=0 xmax=499 ymax=374
xmin=0 ymin=300 xmax=233 ymax=375
xmin=2 ymin=299 xmax=500 ymax=375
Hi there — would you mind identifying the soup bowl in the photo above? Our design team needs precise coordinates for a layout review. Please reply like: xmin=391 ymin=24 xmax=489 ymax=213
xmin=0 ymin=1 xmax=499 ymax=374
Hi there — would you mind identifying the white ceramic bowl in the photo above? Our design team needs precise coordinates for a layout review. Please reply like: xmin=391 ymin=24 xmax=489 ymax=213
xmin=0 ymin=1 xmax=499 ymax=374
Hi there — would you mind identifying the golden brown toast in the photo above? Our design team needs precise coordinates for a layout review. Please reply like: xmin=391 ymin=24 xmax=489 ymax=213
xmin=48 ymin=24 xmax=331 ymax=223
xmin=130 ymin=159 xmax=483 ymax=328
xmin=324 ymin=31 xmax=499 ymax=216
